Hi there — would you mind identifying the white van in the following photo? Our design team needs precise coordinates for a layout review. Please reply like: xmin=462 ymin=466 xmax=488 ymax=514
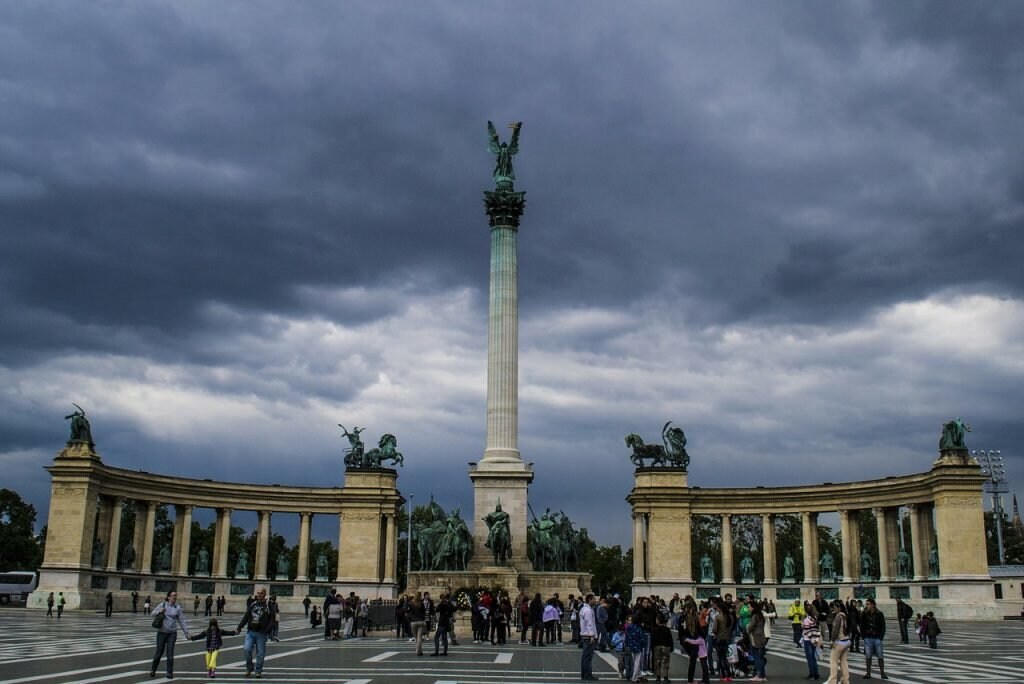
xmin=0 ymin=571 xmax=39 ymax=605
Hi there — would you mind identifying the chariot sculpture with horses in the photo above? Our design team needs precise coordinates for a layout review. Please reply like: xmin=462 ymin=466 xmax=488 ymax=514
xmin=340 ymin=424 xmax=404 ymax=468
xmin=625 ymin=421 xmax=690 ymax=469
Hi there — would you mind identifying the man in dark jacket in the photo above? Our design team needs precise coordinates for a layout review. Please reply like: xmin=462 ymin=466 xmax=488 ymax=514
xmin=529 ymin=593 xmax=545 ymax=646
xmin=895 ymin=598 xmax=913 ymax=644
xmin=859 ymin=598 xmax=889 ymax=680
xmin=238 ymin=588 xmax=275 ymax=678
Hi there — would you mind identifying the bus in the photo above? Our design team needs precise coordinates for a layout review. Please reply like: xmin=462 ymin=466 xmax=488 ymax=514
xmin=0 ymin=571 xmax=39 ymax=605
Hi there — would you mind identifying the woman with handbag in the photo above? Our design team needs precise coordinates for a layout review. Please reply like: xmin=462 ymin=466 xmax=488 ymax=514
xmin=150 ymin=590 xmax=191 ymax=679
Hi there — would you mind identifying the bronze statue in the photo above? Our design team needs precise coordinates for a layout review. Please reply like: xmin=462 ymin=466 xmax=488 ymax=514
xmin=939 ymin=417 xmax=970 ymax=450
xmin=700 ymin=554 xmax=715 ymax=583
xmin=65 ymin=403 xmax=94 ymax=445
xmin=488 ymin=121 xmax=522 ymax=190
xmin=483 ymin=500 xmax=512 ymax=566
xmin=626 ymin=421 xmax=690 ymax=469
xmin=195 ymin=548 xmax=210 ymax=574
xmin=365 ymin=433 xmax=404 ymax=468
xmin=339 ymin=425 xmax=366 ymax=467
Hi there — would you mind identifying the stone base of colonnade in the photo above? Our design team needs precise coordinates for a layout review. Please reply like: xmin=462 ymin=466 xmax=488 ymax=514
xmin=408 ymin=568 xmax=590 ymax=603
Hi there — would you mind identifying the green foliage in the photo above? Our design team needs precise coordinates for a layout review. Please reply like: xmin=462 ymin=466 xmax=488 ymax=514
xmin=774 ymin=515 xmax=803 ymax=580
xmin=985 ymin=510 xmax=1024 ymax=565
xmin=308 ymin=539 xmax=337 ymax=580
xmin=581 ymin=544 xmax=632 ymax=599
xmin=0 ymin=489 xmax=43 ymax=571
xmin=117 ymin=499 xmax=136 ymax=563
xmin=188 ymin=521 xmax=217 ymax=573
xmin=691 ymin=515 xmax=721 ymax=580
xmin=151 ymin=504 xmax=173 ymax=572
xmin=858 ymin=510 xmax=878 ymax=563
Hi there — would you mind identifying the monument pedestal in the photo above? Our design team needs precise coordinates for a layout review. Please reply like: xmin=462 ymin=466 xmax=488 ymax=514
xmin=469 ymin=462 xmax=534 ymax=571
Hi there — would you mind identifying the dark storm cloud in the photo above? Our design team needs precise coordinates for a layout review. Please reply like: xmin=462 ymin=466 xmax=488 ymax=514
xmin=2 ymin=1 xmax=1024 ymax=543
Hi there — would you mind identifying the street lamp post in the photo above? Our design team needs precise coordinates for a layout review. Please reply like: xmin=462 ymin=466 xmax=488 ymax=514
xmin=973 ymin=449 xmax=1007 ymax=565
xmin=406 ymin=494 xmax=414 ymax=582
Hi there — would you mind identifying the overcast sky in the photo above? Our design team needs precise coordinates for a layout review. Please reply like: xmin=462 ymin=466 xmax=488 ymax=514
xmin=3 ymin=1 xmax=1023 ymax=550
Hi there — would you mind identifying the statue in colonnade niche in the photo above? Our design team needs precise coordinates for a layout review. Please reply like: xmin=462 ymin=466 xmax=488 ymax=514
xmin=860 ymin=550 xmax=873 ymax=579
xmin=739 ymin=555 xmax=755 ymax=583
xmin=896 ymin=548 xmax=911 ymax=580
xmin=928 ymin=546 xmax=939 ymax=577
xmin=121 ymin=543 xmax=135 ymax=570
xmin=235 ymin=550 xmax=250 ymax=578
xmin=157 ymin=545 xmax=171 ymax=572
xmin=819 ymin=550 xmax=836 ymax=582
xmin=782 ymin=554 xmax=796 ymax=581
xmin=276 ymin=553 xmax=290 ymax=579
xmin=195 ymin=548 xmax=210 ymax=575
xmin=700 ymin=554 xmax=715 ymax=583
xmin=315 ymin=553 xmax=329 ymax=580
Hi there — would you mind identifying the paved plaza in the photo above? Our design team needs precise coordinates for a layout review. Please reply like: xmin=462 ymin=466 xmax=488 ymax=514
xmin=0 ymin=608 xmax=1022 ymax=683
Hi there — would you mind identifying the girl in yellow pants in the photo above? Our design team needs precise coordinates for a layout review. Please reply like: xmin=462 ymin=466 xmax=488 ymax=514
xmin=190 ymin=618 xmax=237 ymax=678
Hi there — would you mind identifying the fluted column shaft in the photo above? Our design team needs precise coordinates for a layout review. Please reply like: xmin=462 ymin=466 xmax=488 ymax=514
xmin=632 ymin=514 xmax=645 ymax=583
xmin=175 ymin=505 xmax=193 ymax=575
xmin=296 ymin=512 xmax=312 ymax=582
xmin=873 ymin=507 xmax=890 ymax=581
xmin=483 ymin=224 xmax=520 ymax=461
xmin=384 ymin=514 xmax=397 ymax=583
xmin=909 ymin=503 xmax=925 ymax=580
xmin=255 ymin=511 xmax=271 ymax=580
xmin=761 ymin=514 xmax=777 ymax=583
xmin=335 ymin=513 xmax=345 ymax=582
xmin=140 ymin=501 xmax=157 ymax=575
xmin=802 ymin=512 xmax=818 ymax=583
xmin=105 ymin=497 xmax=123 ymax=571
xmin=840 ymin=510 xmax=860 ymax=583
xmin=721 ymin=515 xmax=734 ymax=584
xmin=214 ymin=508 xmax=231 ymax=578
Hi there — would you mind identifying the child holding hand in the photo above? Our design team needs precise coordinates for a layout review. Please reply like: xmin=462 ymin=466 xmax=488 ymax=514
xmin=190 ymin=618 xmax=237 ymax=678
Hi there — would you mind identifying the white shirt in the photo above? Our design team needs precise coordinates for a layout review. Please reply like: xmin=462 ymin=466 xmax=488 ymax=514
xmin=579 ymin=602 xmax=597 ymax=637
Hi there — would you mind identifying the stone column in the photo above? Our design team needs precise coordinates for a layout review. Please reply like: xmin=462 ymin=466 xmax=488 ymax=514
xmin=632 ymin=513 xmax=645 ymax=583
xmin=919 ymin=504 xmax=936 ymax=576
xmin=839 ymin=510 xmax=857 ymax=583
xmin=481 ymin=189 xmax=526 ymax=465
xmin=761 ymin=514 xmax=777 ymax=583
xmin=94 ymin=496 xmax=115 ymax=566
xmin=802 ymin=512 xmax=818 ymax=583
xmin=175 ymin=505 xmax=193 ymax=576
xmin=213 ymin=508 xmax=231 ymax=578
xmin=908 ymin=503 xmax=925 ymax=581
xmin=296 ymin=512 xmax=312 ymax=582
xmin=139 ymin=501 xmax=157 ymax=575
xmin=255 ymin=510 xmax=271 ymax=581
xmin=105 ymin=497 xmax=123 ymax=572
xmin=171 ymin=510 xmax=184 ymax=574
xmin=383 ymin=514 xmax=397 ymax=584
xmin=721 ymin=515 xmax=734 ymax=584
xmin=874 ymin=507 xmax=890 ymax=581
xmin=883 ymin=508 xmax=900 ymax=581
xmin=335 ymin=513 xmax=345 ymax=582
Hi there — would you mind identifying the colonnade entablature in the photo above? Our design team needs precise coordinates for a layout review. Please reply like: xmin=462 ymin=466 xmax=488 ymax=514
xmin=31 ymin=441 xmax=403 ymax=611
xmin=628 ymin=459 xmax=998 ymax=620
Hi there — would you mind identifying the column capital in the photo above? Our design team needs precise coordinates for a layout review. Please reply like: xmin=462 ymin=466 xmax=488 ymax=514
xmin=483 ymin=189 xmax=527 ymax=228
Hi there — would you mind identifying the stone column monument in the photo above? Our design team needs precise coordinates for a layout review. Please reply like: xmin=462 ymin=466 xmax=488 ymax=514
xmin=469 ymin=121 xmax=535 ymax=569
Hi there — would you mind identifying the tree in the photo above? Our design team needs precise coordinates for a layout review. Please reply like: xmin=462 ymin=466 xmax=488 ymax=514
xmin=581 ymin=544 xmax=632 ymax=599
xmin=984 ymin=510 xmax=1024 ymax=565
xmin=0 ymin=489 xmax=43 ymax=571
xmin=774 ymin=515 xmax=803 ymax=580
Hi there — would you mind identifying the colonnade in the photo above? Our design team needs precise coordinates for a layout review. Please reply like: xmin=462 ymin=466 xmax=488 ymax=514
xmin=91 ymin=498 xmax=401 ymax=583
xmin=627 ymin=458 xmax=997 ymax=618
xmin=33 ymin=441 xmax=403 ymax=609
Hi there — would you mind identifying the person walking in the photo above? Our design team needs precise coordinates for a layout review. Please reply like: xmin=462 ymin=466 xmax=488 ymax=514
xmin=408 ymin=593 xmax=427 ymax=656
xmin=132 ymin=591 xmax=140 ymax=614
xmin=57 ymin=592 xmax=66 ymax=619
xmin=826 ymin=602 xmax=851 ymax=684
xmin=236 ymin=587 xmax=275 ymax=678
xmin=189 ymin=617 xmax=237 ymax=679
xmin=430 ymin=592 xmax=454 ymax=656
xmin=302 ymin=596 xmax=312 ymax=618
xmin=150 ymin=590 xmax=191 ymax=679
xmin=924 ymin=612 xmax=941 ymax=649
xmin=193 ymin=596 xmax=201 ymax=617
xmin=46 ymin=592 xmax=55 ymax=618
xmin=204 ymin=595 xmax=214 ymax=617
xmin=859 ymin=598 xmax=889 ymax=680
xmin=579 ymin=593 xmax=598 ymax=681
xmin=746 ymin=601 xmax=768 ymax=682
xmin=105 ymin=592 xmax=113 ymax=617
xmin=789 ymin=599 xmax=805 ymax=647
xmin=651 ymin=613 xmax=674 ymax=684
xmin=801 ymin=605 xmax=822 ymax=681
xmin=895 ymin=598 xmax=912 ymax=644
xmin=530 ymin=593 xmax=545 ymax=646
